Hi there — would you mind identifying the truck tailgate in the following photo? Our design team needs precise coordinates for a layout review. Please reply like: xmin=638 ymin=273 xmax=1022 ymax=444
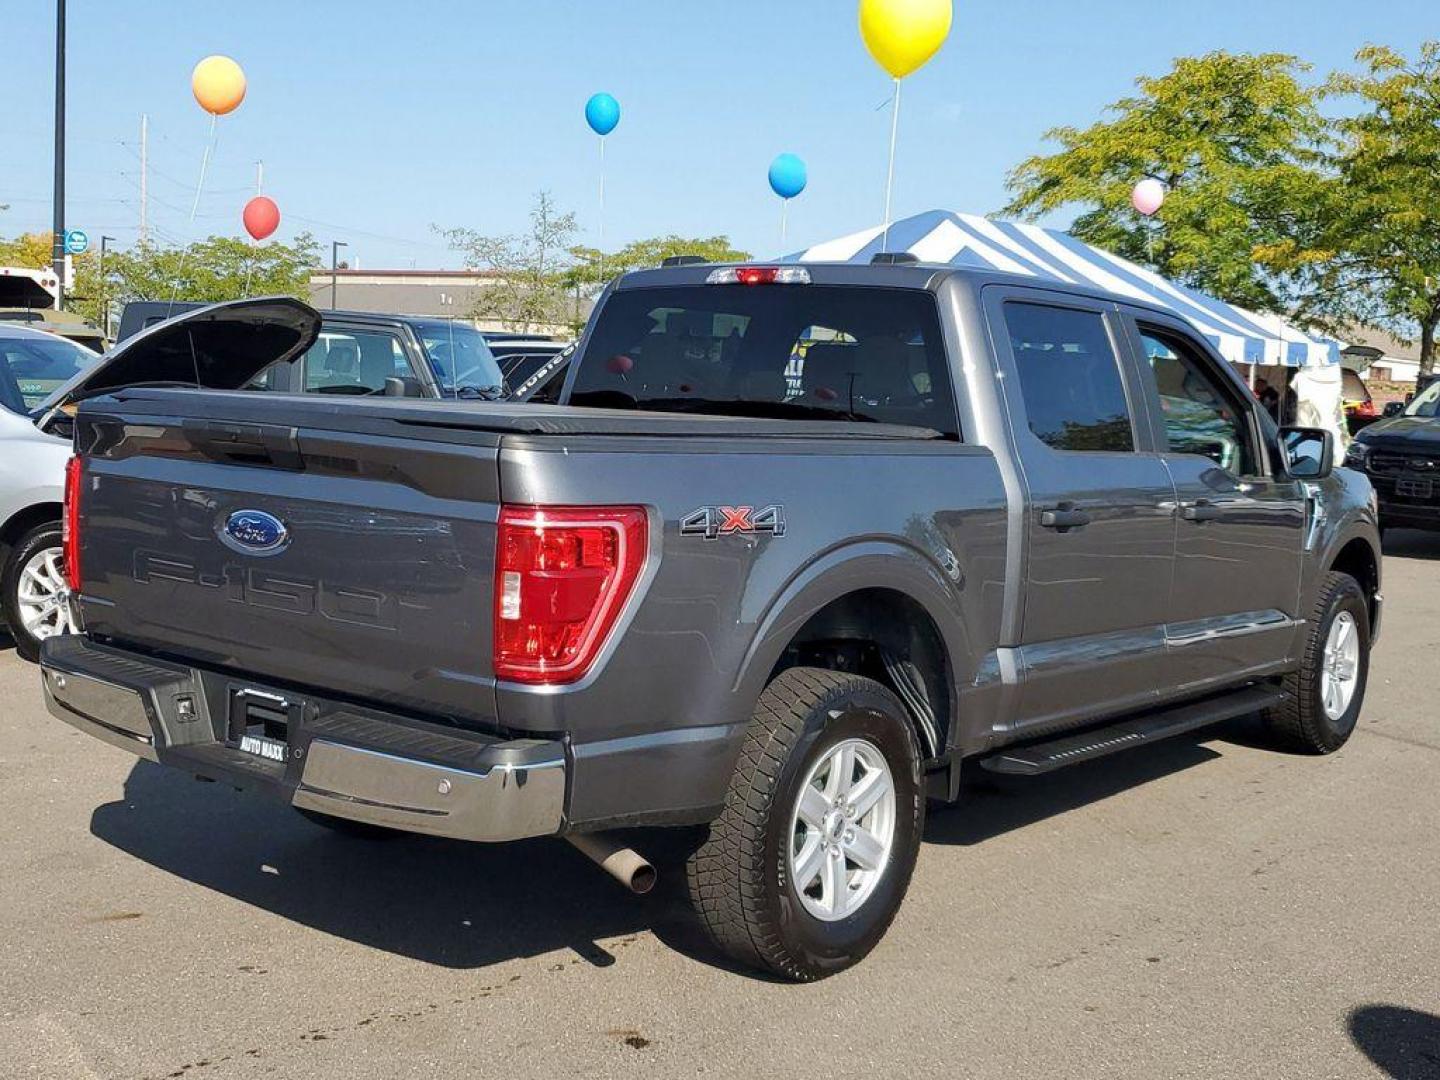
xmin=73 ymin=405 xmax=503 ymax=727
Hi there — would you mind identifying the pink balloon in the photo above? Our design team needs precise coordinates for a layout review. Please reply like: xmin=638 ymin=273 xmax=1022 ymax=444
xmin=1131 ymin=178 xmax=1166 ymax=217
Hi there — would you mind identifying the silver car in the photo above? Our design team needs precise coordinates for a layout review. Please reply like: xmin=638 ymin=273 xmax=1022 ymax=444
xmin=0 ymin=324 xmax=98 ymax=658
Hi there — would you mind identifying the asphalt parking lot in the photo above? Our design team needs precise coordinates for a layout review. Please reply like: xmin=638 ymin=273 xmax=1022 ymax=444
xmin=3 ymin=533 xmax=1439 ymax=1080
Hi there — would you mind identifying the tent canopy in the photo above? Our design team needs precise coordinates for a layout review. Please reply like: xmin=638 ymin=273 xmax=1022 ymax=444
xmin=787 ymin=210 xmax=1339 ymax=369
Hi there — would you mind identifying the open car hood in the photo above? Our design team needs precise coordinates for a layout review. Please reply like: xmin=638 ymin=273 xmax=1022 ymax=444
xmin=40 ymin=296 xmax=321 ymax=415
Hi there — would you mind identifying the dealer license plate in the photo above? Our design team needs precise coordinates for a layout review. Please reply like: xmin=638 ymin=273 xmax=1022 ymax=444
xmin=1398 ymin=477 xmax=1434 ymax=499
xmin=239 ymin=733 xmax=287 ymax=763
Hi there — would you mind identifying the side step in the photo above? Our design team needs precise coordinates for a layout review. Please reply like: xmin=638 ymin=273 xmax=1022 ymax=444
xmin=979 ymin=684 xmax=1286 ymax=776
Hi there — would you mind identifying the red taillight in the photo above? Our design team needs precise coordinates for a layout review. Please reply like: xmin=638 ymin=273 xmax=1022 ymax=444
xmin=736 ymin=267 xmax=780 ymax=286
xmin=62 ymin=455 xmax=82 ymax=593
xmin=494 ymin=505 xmax=648 ymax=685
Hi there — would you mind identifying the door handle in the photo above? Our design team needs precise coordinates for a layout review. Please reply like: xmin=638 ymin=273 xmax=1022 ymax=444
xmin=1039 ymin=505 xmax=1092 ymax=532
xmin=1181 ymin=500 xmax=1223 ymax=523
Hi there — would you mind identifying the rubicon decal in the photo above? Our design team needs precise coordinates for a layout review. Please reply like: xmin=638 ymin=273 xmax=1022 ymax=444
xmin=680 ymin=505 xmax=786 ymax=541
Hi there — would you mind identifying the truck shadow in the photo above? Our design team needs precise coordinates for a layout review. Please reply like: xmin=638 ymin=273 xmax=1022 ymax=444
xmin=923 ymin=733 xmax=1223 ymax=846
xmin=90 ymin=761 xmax=693 ymax=972
xmin=89 ymin=721 xmax=1256 ymax=975
xmin=1348 ymin=1005 xmax=1440 ymax=1079
xmin=1382 ymin=528 xmax=1440 ymax=561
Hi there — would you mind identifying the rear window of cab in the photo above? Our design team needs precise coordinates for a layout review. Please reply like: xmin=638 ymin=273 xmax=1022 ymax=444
xmin=569 ymin=285 xmax=960 ymax=437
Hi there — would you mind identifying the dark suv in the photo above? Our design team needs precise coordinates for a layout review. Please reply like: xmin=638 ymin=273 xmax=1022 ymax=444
xmin=1347 ymin=377 xmax=1440 ymax=532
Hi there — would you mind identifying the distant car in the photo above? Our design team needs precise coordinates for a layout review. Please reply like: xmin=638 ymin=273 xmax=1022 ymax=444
xmin=1346 ymin=377 xmax=1440 ymax=534
xmin=485 ymin=336 xmax=570 ymax=393
xmin=1343 ymin=368 xmax=1379 ymax=434
xmin=118 ymin=302 xmax=506 ymax=401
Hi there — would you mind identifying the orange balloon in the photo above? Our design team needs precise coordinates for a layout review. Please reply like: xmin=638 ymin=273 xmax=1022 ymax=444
xmin=191 ymin=55 xmax=246 ymax=116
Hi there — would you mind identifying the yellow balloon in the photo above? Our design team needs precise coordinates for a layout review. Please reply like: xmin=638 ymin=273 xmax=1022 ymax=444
xmin=859 ymin=0 xmax=953 ymax=80
xmin=191 ymin=55 xmax=247 ymax=116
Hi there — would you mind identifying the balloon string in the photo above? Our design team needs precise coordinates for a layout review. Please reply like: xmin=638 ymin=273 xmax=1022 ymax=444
xmin=882 ymin=77 xmax=901 ymax=252
xmin=598 ymin=134 xmax=606 ymax=283
xmin=780 ymin=198 xmax=789 ymax=249
xmin=167 ymin=113 xmax=220 ymax=314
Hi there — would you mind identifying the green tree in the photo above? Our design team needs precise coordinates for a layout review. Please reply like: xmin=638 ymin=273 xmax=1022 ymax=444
xmin=1268 ymin=43 xmax=1440 ymax=372
xmin=565 ymin=234 xmax=751 ymax=289
xmin=104 ymin=234 xmax=320 ymax=309
xmin=0 ymin=231 xmax=55 ymax=269
xmin=1002 ymin=52 xmax=1333 ymax=311
xmin=437 ymin=191 xmax=578 ymax=334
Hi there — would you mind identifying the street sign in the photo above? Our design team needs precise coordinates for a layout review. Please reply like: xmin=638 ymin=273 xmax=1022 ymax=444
xmin=62 ymin=255 xmax=75 ymax=289
xmin=63 ymin=229 xmax=89 ymax=255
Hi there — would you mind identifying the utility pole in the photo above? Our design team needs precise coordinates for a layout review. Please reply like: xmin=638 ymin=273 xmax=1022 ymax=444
xmin=138 ymin=113 xmax=148 ymax=245
xmin=50 ymin=0 xmax=66 ymax=310
xmin=99 ymin=235 xmax=115 ymax=337
xmin=330 ymin=240 xmax=347 ymax=309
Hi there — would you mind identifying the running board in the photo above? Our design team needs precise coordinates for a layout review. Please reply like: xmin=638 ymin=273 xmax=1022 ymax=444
xmin=979 ymin=685 xmax=1286 ymax=776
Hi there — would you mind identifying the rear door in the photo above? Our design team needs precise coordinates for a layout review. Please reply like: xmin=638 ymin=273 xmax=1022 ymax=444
xmin=1120 ymin=313 xmax=1306 ymax=692
xmin=985 ymin=289 xmax=1176 ymax=735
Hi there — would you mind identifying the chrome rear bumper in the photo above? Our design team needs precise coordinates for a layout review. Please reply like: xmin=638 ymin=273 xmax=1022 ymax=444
xmin=40 ymin=638 xmax=565 ymax=843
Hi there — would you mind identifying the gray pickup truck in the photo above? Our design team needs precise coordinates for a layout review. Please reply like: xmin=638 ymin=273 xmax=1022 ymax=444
xmin=40 ymin=260 xmax=1381 ymax=980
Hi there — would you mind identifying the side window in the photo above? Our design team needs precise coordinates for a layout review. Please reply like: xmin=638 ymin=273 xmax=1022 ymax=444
xmin=1004 ymin=302 xmax=1134 ymax=452
xmin=301 ymin=329 xmax=411 ymax=395
xmin=1142 ymin=328 xmax=1257 ymax=475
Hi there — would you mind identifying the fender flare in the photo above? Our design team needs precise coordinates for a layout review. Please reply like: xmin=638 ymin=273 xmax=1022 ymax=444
xmin=731 ymin=537 xmax=975 ymax=728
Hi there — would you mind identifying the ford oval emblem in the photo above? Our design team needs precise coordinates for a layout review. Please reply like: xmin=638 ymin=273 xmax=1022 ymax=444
xmin=223 ymin=509 xmax=289 ymax=554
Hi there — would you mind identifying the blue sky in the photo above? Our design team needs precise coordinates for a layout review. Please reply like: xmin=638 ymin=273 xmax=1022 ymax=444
xmin=1 ymin=1 xmax=1434 ymax=268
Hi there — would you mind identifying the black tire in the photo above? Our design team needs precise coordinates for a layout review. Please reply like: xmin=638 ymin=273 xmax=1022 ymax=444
xmin=686 ymin=667 xmax=924 ymax=981
xmin=1263 ymin=571 xmax=1370 ymax=754
xmin=1 ymin=521 xmax=67 ymax=664
xmin=295 ymin=808 xmax=400 ymax=841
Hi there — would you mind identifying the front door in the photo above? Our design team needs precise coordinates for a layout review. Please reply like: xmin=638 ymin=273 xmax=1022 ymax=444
xmin=990 ymin=294 xmax=1177 ymax=736
xmin=1126 ymin=318 xmax=1306 ymax=693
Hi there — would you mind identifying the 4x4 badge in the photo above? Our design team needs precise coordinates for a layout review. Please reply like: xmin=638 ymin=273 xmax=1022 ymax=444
xmin=680 ymin=505 xmax=786 ymax=541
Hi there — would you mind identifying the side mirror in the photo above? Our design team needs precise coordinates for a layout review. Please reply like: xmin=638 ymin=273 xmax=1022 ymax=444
xmin=383 ymin=376 xmax=423 ymax=398
xmin=1382 ymin=401 xmax=1405 ymax=418
xmin=1280 ymin=426 xmax=1335 ymax=480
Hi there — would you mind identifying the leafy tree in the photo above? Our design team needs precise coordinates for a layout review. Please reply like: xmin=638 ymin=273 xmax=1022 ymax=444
xmin=105 ymin=234 xmax=321 ymax=309
xmin=0 ymin=231 xmax=55 ymax=269
xmin=437 ymin=192 xmax=578 ymax=334
xmin=1267 ymin=43 xmax=1440 ymax=372
xmin=565 ymin=234 xmax=751 ymax=289
xmin=1002 ymin=52 xmax=1333 ymax=311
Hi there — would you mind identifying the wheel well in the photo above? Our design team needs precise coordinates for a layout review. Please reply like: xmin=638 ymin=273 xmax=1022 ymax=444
xmin=1330 ymin=537 xmax=1379 ymax=627
xmin=0 ymin=503 xmax=62 ymax=554
xmin=770 ymin=588 xmax=952 ymax=761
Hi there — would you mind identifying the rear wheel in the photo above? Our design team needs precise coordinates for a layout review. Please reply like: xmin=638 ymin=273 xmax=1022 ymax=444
xmin=1263 ymin=571 xmax=1370 ymax=754
xmin=1 ymin=522 xmax=72 ymax=663
xmin=686 ymin=667 xmax=924 ymax=981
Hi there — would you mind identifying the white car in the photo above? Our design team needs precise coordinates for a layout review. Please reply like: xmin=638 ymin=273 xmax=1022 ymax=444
xmin=1 ymin=325 xmax=98 ymax=659
xmin=0 ymin=300 xmax=319 ymax=660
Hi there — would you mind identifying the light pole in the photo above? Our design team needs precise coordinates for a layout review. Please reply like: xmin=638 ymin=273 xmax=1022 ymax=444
xmin=330 ymin=240 xmax=347 ymax=310
xmin=50 ymin=0 xmax=66 ymax=311
xmin=99 ymin=235 xmax=115 ymax=337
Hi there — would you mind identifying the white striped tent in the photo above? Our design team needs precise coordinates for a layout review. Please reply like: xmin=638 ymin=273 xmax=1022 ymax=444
xmin=787 ymin=210 xmax=1339 ymax=368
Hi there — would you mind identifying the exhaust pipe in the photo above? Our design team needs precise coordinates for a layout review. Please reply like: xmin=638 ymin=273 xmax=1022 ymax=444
xmin=566 ymin=832 xmax=657 ymax=895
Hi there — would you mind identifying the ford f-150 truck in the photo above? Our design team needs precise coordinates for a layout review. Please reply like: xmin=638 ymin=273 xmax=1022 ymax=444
xmin=40 ymin=261 xmax=1381 ymax=980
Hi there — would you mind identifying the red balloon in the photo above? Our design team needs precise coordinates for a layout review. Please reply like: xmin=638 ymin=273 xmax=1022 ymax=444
xmin=242 ymin=196 xmax=280 ymax=240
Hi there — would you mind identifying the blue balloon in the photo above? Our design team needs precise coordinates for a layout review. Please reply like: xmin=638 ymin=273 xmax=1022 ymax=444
xmin=768 ymin=153 xmax=808 ymax=200
xmin=585 ymin=92 xmax=621 ymax=137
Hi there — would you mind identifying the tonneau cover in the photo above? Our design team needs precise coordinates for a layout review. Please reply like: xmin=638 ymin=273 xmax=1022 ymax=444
xmin=82 ymin=387 xmax=945 ymax=441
